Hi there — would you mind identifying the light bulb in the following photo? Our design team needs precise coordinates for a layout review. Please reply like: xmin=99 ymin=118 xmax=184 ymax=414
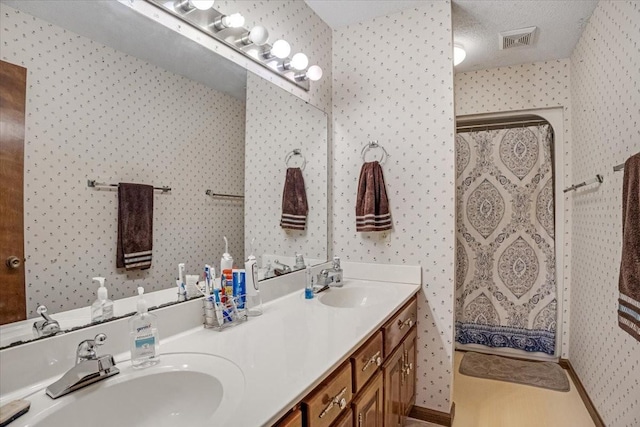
xmin=189 ymin=0 xmax=214 ymax=10
xmin=248 ymin=26 xmax=269 ymax=45
xmin=453 ymin=45 xmax=466 ymax=66
xmin=290 ymin=53 xmax=309 ymax=71
xmin=222 ymin=13 xmax=245 ymax=28
xmin=271 ymin=40 xmax=291 ymax=59
xmin=306 ymin=65 xmax=323 ymax=81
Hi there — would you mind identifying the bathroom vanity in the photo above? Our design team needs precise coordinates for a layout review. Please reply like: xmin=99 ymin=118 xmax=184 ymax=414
xmin=0 ymin=262 xmax=421 ymax=427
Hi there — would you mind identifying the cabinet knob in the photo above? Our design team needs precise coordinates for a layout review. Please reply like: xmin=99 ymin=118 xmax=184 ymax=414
xmin=318 ymin=387 xmax=348 ymax=419
xmin=361 ymin=350 xmax=382 ymax=372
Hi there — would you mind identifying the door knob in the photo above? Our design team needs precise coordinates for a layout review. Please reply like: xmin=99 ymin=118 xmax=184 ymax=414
xmin=6 ymin=256 xmax=21 ymax=269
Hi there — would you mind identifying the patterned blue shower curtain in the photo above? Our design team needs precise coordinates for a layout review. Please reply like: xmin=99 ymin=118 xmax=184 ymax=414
xmin=455 ymin=125 xmax=557 ymax=355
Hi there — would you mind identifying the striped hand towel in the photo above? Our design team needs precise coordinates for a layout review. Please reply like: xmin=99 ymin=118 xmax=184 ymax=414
xmin=116 ymin=183 xmax=153 ymax=270
xmin=280 ymin=167 xmax=308 ymax=230
xmin=356 ymin=161 xmax=392 ymax=232
xmin=618 ymin=152 xmax=640 ymax=342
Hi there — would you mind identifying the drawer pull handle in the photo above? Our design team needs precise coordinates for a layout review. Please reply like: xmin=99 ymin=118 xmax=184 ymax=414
xmin=319 ymin=387 xmax=347 ymax=419
xmin=397 ymin=317 xmax=413 ymax=330
xmin=361 ymin=350 xmax=382 ymax=372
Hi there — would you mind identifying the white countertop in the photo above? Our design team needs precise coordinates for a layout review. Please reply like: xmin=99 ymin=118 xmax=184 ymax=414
xmin=160 ymin=279 xmax=419 ymax=426
xmin=2 ymin=276 xmax=420 ymax=427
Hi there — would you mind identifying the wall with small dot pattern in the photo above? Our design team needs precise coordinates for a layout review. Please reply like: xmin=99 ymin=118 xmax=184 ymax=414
xmin=1 ymin=4 xmax=246 ymax=317
xmin=569 ymin=1 xmax=640 ymax=426
xmin=454 ymin=60 xmax=573 ymax=358
xmin=245 ymin=72 xmax=328 ymax=263
xmin=332 ymin=2 xmax=456 ymax=412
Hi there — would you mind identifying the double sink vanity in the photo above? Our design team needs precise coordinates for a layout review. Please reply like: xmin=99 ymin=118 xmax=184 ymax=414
xmin=0 ymin=262 xmax=420 ymax=427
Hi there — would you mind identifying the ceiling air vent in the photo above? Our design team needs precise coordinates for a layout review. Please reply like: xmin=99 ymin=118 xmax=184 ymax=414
xmin=499 ymin=26 xmax=537 ymax=50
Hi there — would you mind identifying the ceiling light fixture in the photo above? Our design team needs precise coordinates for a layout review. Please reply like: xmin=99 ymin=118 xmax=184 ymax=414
xmin=176 ymin=0 xmax=215 ymax=11
xmin=295 ymin=65 xmax=323 ymax=82
xmin=239 ymin=26 xmax=269 ymax=46
xmin=454 ymin=44 xmax=466 ymax=66
xmin=263 ymin=39 xmax=291 ymax=60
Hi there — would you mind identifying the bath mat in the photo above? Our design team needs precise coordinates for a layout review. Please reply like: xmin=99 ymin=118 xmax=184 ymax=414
xmin=459 ymin=352 xmax=570 ymax=392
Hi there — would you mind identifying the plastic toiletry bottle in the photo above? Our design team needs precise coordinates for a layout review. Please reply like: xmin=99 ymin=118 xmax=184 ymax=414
xmin=129 ymin=287 xmax=159 ymax=368
xmin=245 ymin=238 xmax=263 ymax=316
xmin=91 ymin=277 xmax=114 ymax=322
xmin=220 ymin=236 xmax=234 ymax=273
xmin=232 ymin=269 xmax=246 ymax=309
xmin=305 ymin=265 xmax=314 ymax=299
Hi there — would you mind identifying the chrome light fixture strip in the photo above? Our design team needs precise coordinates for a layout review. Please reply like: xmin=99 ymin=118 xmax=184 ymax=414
xmin=145 ymin=0 xmax=310 ymax=91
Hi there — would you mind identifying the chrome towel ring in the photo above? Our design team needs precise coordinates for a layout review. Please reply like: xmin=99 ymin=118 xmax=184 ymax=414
xmin=361 ymin=140 xmax=390 ymax=164
xmin=285 ymin=149 xmax=306 ymax=170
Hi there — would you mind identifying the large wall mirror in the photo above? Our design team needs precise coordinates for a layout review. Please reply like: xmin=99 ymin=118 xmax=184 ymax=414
xmin=0 ymin=0 xmax=328 ymax=348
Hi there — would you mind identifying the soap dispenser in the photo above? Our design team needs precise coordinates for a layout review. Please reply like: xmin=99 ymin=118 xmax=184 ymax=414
xmin=91 ymin=277 xmax=114 ymax=322
xmin=129 ymin=287 xmax=159 ymax=368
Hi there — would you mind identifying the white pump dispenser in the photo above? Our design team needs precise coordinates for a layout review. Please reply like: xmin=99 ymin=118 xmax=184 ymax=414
xmin=129 ymin=286 xmax=159 ymax=368
xmin=220 ymin=236 xmax=234 ymax=273
xmin=91 ymin=277 xmax=114 ymax=322
xmin=245 ymin=238 xmax=262 ymax=316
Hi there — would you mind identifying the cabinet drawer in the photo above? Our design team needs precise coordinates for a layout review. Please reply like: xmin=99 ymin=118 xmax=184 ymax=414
xmin=332 ymin=407 xmax=353 ymax=427
xmin=382 ymin=296 xmax=417 ymax=357
xmin=302 ymin=362 xmax=353 ymax=427
xmin=351 ymin=331 xmax=383 ymax=393
xmin=275 ymin=409 xmax=302 ymax=427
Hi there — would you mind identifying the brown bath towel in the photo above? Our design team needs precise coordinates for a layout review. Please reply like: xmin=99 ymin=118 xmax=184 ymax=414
xmin=117 ymin=183 xmax=153 ymax=270
xmin=280 ymin=167 xmax=308 ymax=230
xmin=356 ymin=161 xmax=392 ymax=232
xmin=618 ymin=152 xmax=640 ymax=341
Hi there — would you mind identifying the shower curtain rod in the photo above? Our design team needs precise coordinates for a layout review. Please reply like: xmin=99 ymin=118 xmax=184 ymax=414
xmin=456 ymin=118 xmax=548 ymax=131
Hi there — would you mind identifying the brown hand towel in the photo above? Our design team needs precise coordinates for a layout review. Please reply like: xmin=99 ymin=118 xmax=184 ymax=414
xmin=356 ymin=161 xmax=392 ymax=232
xmin=280 ymin=167 xmax=308 ymax=230
xmin=618 ymin=152 xmax=640 ymax=341
xmin=117 ymin=183 xmax=154 ymax=270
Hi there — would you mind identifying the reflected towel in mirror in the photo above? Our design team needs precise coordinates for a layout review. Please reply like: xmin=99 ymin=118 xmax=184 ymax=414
xmin=117 ymin=183 xmax=154 ymax=270
xmin=280 ymin=168 xmax=308 ymax=230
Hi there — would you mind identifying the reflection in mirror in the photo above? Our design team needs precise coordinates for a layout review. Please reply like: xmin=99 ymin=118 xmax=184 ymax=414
xmin=0 ymin=1 xmax=328 ymax=348
xmin=245 ymin=73 xmax=328 ymax=281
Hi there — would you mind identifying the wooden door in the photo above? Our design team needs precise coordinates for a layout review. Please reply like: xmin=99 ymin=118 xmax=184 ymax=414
xmin=353 ymin=372 xmax=383 ymax=427
xmin=383 ymin=345 xmax=404 ymax=427
xmin=402 ymin=329 xmax=417 ymax=415
xmin=0 ymin=60 xmax=27 ymax=325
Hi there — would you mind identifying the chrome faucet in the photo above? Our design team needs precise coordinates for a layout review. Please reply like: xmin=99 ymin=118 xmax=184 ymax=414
xmin=46 ymin=333 xmax=119 ymax=399
xmin=32 ymin=305 xmax=61 ymax=338
xmin=317 ymin=256 xmax=343 ymax=287
xmin=273 ymin=259 xmax=292 ymax=276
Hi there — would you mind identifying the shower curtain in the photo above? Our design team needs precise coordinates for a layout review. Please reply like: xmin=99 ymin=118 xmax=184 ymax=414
xmin=455 ymin=124 xmax=557 ymax=355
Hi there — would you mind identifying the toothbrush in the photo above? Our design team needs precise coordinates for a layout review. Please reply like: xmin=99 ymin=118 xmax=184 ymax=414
xmin=204 ymin=265 xmax=212 ymax=296
xmin=178 ymin=263 xmax=186 ymax=290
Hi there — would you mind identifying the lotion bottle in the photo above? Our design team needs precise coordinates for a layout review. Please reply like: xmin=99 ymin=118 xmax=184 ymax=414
xmin=245 ymin=238 xmax=262 ymax=316
xmin=91 ymin=277 xmax=114 ymax=322
xmin=129 ymin=287 xmax=159 ymax=368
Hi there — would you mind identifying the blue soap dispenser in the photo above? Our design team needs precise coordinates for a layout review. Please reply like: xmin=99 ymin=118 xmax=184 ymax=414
xmin=305 ymin=265 xmax=314 ymax=299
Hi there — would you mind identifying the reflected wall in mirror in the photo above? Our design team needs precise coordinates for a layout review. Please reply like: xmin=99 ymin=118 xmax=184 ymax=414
xmin=0 ymin=0 xmax=329 ymax=348
xmin=245 ymin=73 xmax=328 ymax=280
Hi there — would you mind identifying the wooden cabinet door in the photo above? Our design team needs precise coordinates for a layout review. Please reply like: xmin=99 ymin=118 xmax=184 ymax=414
xmin=276 ymin=409 xmax=302 ymax=427
xmin=352 ymin=372 xmax=383 ymax=427
xmin=383 ymin=345 xmax=404 ymax=427
xmin=402 ymin=328 xmax=417 ymax=415
xmin=332 ymin=408 xmax=353 ymax=427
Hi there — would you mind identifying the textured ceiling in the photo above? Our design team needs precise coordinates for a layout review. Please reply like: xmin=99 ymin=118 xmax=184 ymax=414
xmin=453 ymin=0 xmax=598 ymax=72
xmin=305 ymin=0 xmax=598 ymax=73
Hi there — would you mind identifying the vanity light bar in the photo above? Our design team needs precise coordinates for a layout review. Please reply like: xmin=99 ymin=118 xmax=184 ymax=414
xmin=146 ymin=0 xmax=322 ymax=91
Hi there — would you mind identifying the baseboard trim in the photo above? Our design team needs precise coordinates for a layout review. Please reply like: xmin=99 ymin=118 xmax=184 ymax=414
xmin=409 ymin=402 xmax=455 ymax=427
xmin=559 ymin=359 xmax=606 ymax=427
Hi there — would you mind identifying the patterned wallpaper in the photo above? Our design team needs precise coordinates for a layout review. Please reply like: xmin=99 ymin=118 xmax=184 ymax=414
xmin=332 ymin=2 xmax=456 ymax=411
xmin=455 ymin=60 xmax=573 ymax=358
xmin=569 ymin=1 xmax=639 ymax=426
xmin=245 ymin=72 xmax=328 ymax=264
xmin=1 ymin=4 xmax=245 ymax=316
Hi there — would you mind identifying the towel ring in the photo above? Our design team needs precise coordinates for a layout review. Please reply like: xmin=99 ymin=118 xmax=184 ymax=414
xmin=361 ymin=140 xmax=390 ymax=164
xmin=285 ymin=149 xmax=306 ymax=170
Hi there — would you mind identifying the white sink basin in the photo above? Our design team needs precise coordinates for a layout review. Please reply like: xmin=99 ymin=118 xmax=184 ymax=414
xmin=22 ymin=353 xmax=244 ymax=427
xmin=318 ymin=286 xmax=394 ymax=308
